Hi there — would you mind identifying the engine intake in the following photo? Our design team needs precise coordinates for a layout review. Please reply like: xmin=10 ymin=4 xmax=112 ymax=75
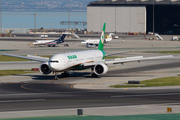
xmin=94 ymin=63 xmax=108 ymax=76
xmin=39 ymin=62 xmax=52 ymax=74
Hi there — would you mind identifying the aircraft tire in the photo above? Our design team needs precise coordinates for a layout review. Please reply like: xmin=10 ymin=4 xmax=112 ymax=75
xmin=54 ymin=77 xmax=58 ymax=80
xmin=91 ymin=73 xmax=100 ymax=78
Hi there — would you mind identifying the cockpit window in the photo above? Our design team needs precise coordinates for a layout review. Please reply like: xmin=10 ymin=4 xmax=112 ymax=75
xmin=50 ymin=60 xmax=59 ymax=63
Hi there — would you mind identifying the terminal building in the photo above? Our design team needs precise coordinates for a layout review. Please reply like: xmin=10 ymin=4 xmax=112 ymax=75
xmin=87 ymin=0 xmax=180 ymax=34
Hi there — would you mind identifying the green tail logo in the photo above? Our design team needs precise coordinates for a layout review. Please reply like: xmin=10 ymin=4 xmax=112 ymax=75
xmin=98 ymin=23 xmax=106 ymax=51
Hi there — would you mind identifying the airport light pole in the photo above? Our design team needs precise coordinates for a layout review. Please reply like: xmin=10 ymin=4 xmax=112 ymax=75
xmin=0 ymin=0 xmax=2 ymax=36
xmin=24 ymin=22 xmax=27 ymax=28
xmin=153 ymin=0 xmax=155 ymax=39
xmin=21 ymin=21 xmax=27 ymax=28
xmin=68 ymin=0 xmax=70 ymax=33
xmin=50 ymin=22 xmax=53 ymax=30
xmin=115 ymin=6 xmax=116 ymax=33
xmin=20 ymin=21 xmax=23 ymax=29
xmin=34 ymin=14 xmax=36 ymax=42
xmin=45 ymin=21 xmax=49 ymax=29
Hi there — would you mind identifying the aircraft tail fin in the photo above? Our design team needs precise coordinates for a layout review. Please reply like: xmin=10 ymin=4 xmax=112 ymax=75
xmin=98 ymin=23 xmax=106 ymax=51
xmin=57 ymin=34 xmax=66 ymax=43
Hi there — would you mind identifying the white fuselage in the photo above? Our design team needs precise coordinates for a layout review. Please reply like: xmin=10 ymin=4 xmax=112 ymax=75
xmin=49 ymin=50 xmax=104 ymax=72
xmin=81 ymin=39 xmax=99 ymax=44
xmin=81 ymin=37 xmax=112 ymax=44
xmin=81 ymin=33 xmax=113 ymax=44
xmin=33 ymin=40 xmax=57 ymax=45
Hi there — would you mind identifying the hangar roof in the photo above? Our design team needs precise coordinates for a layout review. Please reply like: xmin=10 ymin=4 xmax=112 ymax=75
xmin=88 ymin=0 xmax=180 ymax=5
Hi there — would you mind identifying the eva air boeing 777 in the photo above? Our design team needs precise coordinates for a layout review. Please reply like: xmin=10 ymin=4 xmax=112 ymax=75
xmin=2 ymin=23 xmax=173 ymax=80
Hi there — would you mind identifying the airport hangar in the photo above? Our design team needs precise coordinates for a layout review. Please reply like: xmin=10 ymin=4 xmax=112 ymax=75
xmin=87 ymin=0 xmax=180 ymax=34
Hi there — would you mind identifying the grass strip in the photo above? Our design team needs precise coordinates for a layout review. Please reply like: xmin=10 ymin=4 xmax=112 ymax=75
xmin=0 ymin=69 xmax=38 ymax=77
xmin=105 ymin=56 xmax=122 ymax=59
xmin=110 ymin=76 xmax=180 ymax=88
xmin=0 ymin=55 xmax=30 ymax=61
xmin=0 ymin=49 xmax=18 ymax=51
xmin=2 ymin=114 xmax=180 ymax=120
xmin=159 ymin=51 xmax=180 ymax=54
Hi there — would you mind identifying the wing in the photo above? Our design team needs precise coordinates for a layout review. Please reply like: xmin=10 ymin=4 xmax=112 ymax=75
xmin=83 ymin=60 xmax=105 ymax=67
xmin=105 ymin=55 xmax=174 ymax=64
xmin=2 ymin=53 xmax=49 ymax=62
xmin=83 ymin=55 xmax=174 ymax=67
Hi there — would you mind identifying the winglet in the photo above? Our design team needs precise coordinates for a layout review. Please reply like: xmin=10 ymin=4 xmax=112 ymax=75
xmin=98 ymin=23 xmax=106 ymax=51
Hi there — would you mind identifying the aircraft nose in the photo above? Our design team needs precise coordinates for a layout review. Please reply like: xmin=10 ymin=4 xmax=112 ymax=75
xmin=49 ymin=60 xmax=59 ymax=71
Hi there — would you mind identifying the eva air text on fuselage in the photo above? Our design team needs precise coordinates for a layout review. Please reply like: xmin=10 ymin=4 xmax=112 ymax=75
xmin=67 ymin=55 xmax=77 ymax=60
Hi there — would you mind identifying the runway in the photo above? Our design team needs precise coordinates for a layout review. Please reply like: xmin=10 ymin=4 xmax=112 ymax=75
xmin=0 ymin=82 xmax=180 ymax=112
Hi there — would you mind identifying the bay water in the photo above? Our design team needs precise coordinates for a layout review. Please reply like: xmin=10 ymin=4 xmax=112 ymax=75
xmin=2 ymin=11 xmax=87 ymax=29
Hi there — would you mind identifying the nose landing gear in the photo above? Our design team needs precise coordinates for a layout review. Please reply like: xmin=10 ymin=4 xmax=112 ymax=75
xmin=54 ymin=72 xmax=59 ymax=80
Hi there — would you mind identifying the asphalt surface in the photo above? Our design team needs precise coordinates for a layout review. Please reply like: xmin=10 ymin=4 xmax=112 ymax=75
xmin=0 ymin=82 xmax=180 ymax=112
xmin=12 ymin=33 xmax=102 ymax=38
xmin=1 ymin=36 xmax=180 ymax=118
xmin=0 ymin=58 xmax=180 ymax=112
xmin=0 ymin=33 xmax=101 ymax=42
xmin=0 ymin=34 xmax=151 ymax=42
xmin=0 ymin=37 xmax=84 ymax=42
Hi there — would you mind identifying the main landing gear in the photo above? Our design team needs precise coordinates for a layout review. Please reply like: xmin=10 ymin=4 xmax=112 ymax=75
xmin=91 ymin=67 xmax=100 ymax=78
xmin=91 ymin=73 xmax=99 ymax=78
xmin=48 ymin=45 xmax=55 ymax=47
xmin=61 ymin=71 xmax=69 ymax=77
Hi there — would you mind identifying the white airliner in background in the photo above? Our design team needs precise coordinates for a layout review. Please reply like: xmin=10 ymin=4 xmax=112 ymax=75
xmin=33 ymin=34 xmax=66 ymax=47
xmin=2 ymin=23 xmax=173 ymax=80
xmin=81 ymin=33 xmax=114 ymax=45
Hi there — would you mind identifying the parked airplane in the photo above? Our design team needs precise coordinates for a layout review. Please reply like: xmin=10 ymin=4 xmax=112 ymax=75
xmin=33 ymin=34 xmax=67 ymax=47
xmin=2 ymin=23 xmax=173 ymax=80
xmin=81 ymin=33 xmax=114 ymax=45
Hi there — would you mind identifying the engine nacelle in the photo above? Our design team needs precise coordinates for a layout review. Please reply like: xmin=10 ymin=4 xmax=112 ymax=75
xmin=94 ymin=63 xmax=108 ymax=76
xmin=39 ymin=62 xmax=52 ymax=74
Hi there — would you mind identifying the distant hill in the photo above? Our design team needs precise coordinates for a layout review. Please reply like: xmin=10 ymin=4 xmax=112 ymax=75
xmin=2 ymin=0 xmax=96 ymax=11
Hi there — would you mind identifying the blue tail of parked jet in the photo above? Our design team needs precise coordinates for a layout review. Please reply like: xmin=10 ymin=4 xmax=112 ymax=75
xmin=57 ymin=34 xmax=66 ymax=43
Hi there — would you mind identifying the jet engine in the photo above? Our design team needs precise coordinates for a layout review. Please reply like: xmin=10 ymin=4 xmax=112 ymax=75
xmin=94 ymin=63 xmax=108 ymax=75
xmin=39 ymin=62 xmax=52 ymax=74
